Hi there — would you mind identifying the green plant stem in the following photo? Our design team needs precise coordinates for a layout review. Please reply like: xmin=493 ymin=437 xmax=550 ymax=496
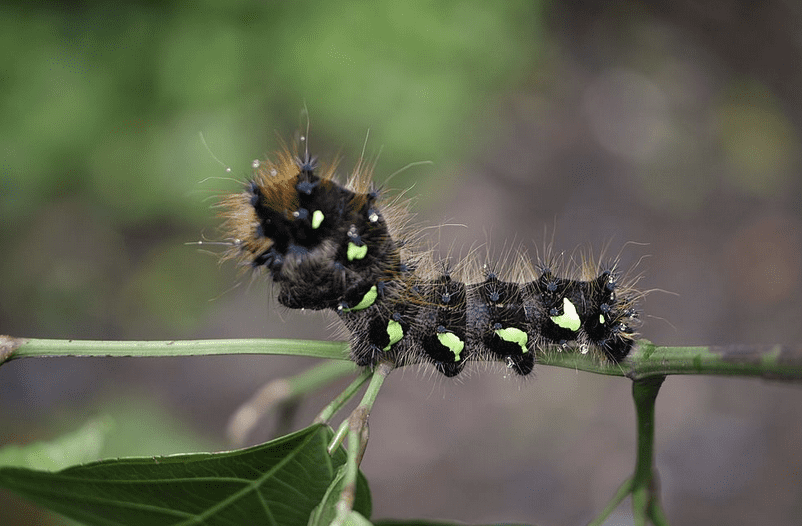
xmin=331 ymin=361 xmax=393 ymax=526
xmin=590 ymin=376 xmax=668 ymax=526
xmin=588 ymin=478 xmax=634 ymax=526
xmin=630 ymin=376 xmax=667 ymax=526
xmin=315 ymin=368 xmax=374 ymax=425
xmin=5 ymin=337 xmax=802 ymax=381
xmin=541 ymin=340 xmax=802 ymax=380
xmin=2 ymin=337 xmax=350 ymax=362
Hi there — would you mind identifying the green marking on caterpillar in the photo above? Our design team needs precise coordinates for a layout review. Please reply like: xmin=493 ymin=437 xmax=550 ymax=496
xmin=383 ymin=320 xmax=404 ymax=351
xmin=311 ymin=210 xmax=324 ymax=229
xmin=347 ymin=242 xmax=368 ymax=261
xmin=437 ymin=332 xmax=464 ymax=361
xmin=599 ymin=314 xmax=606 ymax=324
xmin=495 ymin=327 xmax=528 ymax=354
xmin=550 ymin=297 xmax=581 ymax=331
xmin=342 ymin=285 xmax=377 ymax=312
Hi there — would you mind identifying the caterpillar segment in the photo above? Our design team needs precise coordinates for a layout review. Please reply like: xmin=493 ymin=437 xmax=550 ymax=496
xmin=220 ymin=144 xmax=640 ymax=377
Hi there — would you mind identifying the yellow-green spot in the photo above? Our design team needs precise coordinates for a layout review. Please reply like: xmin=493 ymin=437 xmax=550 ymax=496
xmin=551 ymin=297 xmax=581 ymax=331
xmin=347 ymin=242 xmax=368 ymax=261
xmin=599 ymin=314 xmax=606 ymax=324
xmin=342 ymin=285 xmax=377 ymax=312
xmin=495 ymin=327 xmax=528 ymax=354
xmin=311 ymin=210 xmax=324 ymax=229
xmin=383 ymin=320 xmax=404 ymax=351
xmin=437 ymin=332 xmax=464 ymax=361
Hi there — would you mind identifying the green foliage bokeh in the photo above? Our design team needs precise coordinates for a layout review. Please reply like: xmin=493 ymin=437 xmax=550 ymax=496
xmin=0 ymin=1 xmax=543 ymax=338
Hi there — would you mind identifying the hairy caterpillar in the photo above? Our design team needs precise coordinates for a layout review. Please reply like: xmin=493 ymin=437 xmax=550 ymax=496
xmin=219 ymin=138 xmax=640 ymax=377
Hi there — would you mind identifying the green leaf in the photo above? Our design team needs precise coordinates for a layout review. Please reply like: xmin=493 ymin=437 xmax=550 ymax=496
xmin=308 ymin=464 xmax=372 ymax=526
xmin=0 ymin=418 xmax=112 ymax=471
xmin=341 ymin=510 xmax=373 ymax=525
xmin=0 ymin=424 xmax=371 ymax=526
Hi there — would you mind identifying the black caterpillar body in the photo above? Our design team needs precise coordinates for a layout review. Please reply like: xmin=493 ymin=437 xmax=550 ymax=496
xmin=221 ymin=143 xmax=639 ymax=377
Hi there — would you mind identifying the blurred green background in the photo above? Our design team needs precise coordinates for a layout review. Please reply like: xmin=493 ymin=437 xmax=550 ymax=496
xmin=2 ymin=1 xmax=802 ymax=525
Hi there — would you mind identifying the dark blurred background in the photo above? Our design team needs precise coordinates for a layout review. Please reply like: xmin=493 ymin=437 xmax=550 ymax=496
xmin=2 ymin=1 xmax=801 ymax=525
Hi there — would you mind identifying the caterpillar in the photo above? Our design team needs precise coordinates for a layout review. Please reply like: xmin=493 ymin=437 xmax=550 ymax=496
xmin=219 ymin=138 xmax=640 ymax=377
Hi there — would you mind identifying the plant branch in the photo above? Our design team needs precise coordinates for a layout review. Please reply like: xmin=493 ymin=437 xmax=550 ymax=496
xmin=4 ymin=337 xmax=802 ymax=381
xmin=540 ymin=340 xmax=802 ymax=380
xmin=1 ymin=337 xmax=350 ymax=364
xmin=630 ymin=376 xmax=668 ymax=526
